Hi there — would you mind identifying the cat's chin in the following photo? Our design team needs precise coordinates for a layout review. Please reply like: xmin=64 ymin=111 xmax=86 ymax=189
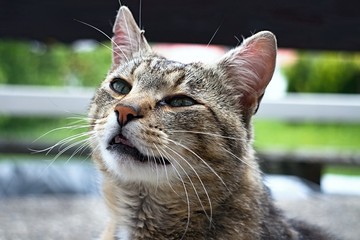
xmin=106 ymin=134 xmax=171 ymax=166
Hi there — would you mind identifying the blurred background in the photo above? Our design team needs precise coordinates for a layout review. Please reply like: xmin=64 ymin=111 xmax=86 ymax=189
xmin=0 ymin=0 xmax=359 ymax=239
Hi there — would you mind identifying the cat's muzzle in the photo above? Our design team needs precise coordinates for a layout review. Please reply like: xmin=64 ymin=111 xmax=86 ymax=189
xmin=107 ymin=133 xmax=170 ymax=165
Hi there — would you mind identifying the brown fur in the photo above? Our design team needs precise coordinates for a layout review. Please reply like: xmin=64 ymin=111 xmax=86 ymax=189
xmin=89 ymin=6 xmax=334 ymax=240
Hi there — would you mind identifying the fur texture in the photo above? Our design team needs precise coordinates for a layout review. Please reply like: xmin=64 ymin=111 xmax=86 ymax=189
xmin=88 ymin=6 xmax=334 ymax=240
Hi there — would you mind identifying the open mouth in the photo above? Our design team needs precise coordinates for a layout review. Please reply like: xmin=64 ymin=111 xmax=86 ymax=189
xmin=107 ymin=134 xmax=170 ymax=165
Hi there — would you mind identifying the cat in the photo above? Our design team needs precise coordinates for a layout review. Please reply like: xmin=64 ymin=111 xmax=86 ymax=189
xmin=88 ymin=5 xmax=334 ymax=240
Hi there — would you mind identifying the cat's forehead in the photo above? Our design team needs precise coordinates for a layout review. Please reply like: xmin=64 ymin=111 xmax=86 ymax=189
xmin=110 ymin=55 xmax=204 ymax=90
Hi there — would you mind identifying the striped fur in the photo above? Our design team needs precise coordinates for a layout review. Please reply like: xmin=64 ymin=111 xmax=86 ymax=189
xmin=88 ymin=6 xmax=335 ymax=240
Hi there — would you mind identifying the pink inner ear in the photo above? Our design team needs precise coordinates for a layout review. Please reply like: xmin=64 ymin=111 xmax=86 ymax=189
xmin=222 ymin=32 xmax=276 ymax=114
xmin=239 ymin=33 xmax=276 ymax=97
xmin=112 ymin=32 xmax=131 ymax=66
xmin=220 ymin=31 xmax=277 ymax=114
xmin=252 ymin=45 xmax=276 ymax=94
xmin=111 ymin=7 xmax=138 ymax=66
xmin=111 ymin=7 xmax=151 ymax=67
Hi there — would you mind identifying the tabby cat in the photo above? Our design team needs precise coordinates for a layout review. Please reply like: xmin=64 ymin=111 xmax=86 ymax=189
xmin=89 ymin=6 xmax=333 ymax=240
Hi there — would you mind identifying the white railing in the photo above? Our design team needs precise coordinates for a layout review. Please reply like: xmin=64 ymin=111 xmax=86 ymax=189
xmin=1 ymin=84 xmax=360 ymax=122
xmin=257 ymin=93 xmax=360 ymax=122
xmin=0 ymin=85 xmax=93 ymax=117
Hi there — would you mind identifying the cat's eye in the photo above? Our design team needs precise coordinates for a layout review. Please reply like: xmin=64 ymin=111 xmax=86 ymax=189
xmin=110 ymin=78 xmax=132 ymax=94
xmin=166 ymin=95 xmax=197 ymax=107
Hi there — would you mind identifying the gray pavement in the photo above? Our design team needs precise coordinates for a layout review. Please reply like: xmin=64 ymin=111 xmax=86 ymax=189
xmin=0 ymin=194 xmax=359 ymax=240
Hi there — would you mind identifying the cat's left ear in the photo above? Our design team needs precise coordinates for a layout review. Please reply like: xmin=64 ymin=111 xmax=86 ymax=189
xmin=218 ymin=31 xmax=277 ymax=117
xmin=112 ymin=6 xmax=152 ymax=67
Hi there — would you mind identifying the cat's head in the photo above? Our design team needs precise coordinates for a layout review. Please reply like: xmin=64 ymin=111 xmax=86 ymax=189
xmin=89 ymin=6 xmax=276 ymax=184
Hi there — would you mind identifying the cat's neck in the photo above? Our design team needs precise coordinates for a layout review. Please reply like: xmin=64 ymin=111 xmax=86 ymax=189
xmin=101 ymin=164 xmax=267 ymax=239
xmin=102 ymin=176 xmax=212 ymax=239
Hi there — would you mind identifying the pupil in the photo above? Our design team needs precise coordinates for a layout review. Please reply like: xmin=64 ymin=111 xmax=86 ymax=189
xmin=111 ymin=79 xmax=130 ymax=94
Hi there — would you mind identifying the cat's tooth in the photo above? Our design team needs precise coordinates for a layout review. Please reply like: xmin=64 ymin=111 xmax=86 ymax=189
xmin=114 ymin=135 xmax=122 ymax=144
xmin=114 ymin=134 xmax=135 ymax=148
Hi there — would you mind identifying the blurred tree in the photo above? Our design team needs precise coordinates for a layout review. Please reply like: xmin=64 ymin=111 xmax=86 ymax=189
xmin=0 ymin=40 xmax=111 ymax=87
xmin=284 ymin=52 xmax=360 ymax=94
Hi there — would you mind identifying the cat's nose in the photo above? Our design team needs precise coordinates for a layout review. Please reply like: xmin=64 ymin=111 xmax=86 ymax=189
xmin=114 ymin=104 xmax=138 ymax=127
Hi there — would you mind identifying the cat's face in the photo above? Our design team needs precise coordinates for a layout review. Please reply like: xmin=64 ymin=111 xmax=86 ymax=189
xmin=90 ymin=55 xmax=243 ymax=183
xmin=89 ymin=7 xmax=276 ymax=184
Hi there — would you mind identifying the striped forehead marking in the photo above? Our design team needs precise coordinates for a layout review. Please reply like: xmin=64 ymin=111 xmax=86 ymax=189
xmin=129 ymin=57 xmax=188 ymax=90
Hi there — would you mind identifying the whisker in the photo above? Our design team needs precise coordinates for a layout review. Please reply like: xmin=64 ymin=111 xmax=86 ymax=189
xmin=99 ymin=42 xmax=125 ymax=59
xmin=42 ymin=135 xmax=94 ymax=172
xmin=221 ymin=147 xmax=260 ymax=173
xmin=64 ymin=136 xmax=94 ymax=164
xmin=206 ymin=23 xmax=222 ymax=47
xmin=157 ymin=147 xmax=191 ymax=239
xmin=163 ymin=144 xmax=213 ymax=223
xmin=82 ymin=143 xmax=99 ymax=163
xmin=153 ymin=143 xmax=179 ymax=197
xmin=31 ymin=131 xmax=93 ymax=155
xmin=54 ymin=131 xmax=92 ymax=153
xmin=75 ymin=19 xmax=129 ymax=62
xmin=146 ymin=147 xmax=159 ymax=192
xmin=168 ymin=130 xmax=245 ymax=142
xmin=165 ymin=137 xmax=229 ymax=192
xmin=32 ymin=123 xmax=92 ymax=143
xmin=53 ymin=137 xmax=91 ymax=161
xmin=151 ymin=148 xmax=161 ymax=192
xmin=139 ymin=0 xmax=143 ymax=30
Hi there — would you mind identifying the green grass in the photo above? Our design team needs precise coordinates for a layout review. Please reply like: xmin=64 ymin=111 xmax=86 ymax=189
xmin=253 ymin=120 xmax=360 ymax=152
xmin=0 ymin=116 xmax=87 ymax=143
xmin=324 ymin=165 xmax=360 ymax=176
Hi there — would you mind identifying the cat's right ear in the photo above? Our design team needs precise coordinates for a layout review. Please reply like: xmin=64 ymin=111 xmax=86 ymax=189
xmin=112 ymin=6 xmax=152 ymax=67
xmin=218 ymin=31 xmax=277 ymax=119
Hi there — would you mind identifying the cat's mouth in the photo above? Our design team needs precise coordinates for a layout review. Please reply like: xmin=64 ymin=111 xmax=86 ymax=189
xmin=107 ymin=134 xmax=170 ymax=165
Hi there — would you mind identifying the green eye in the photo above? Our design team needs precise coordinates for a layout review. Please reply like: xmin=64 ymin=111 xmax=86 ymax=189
xmin=110 ymin=78 xmax=131 ymax=94
xmin=167 ymin=95 xmax=197 ymax=107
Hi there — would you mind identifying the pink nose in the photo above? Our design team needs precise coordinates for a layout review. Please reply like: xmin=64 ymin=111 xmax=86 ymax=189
xmin=114 ymin=105 xmax=138 ymax=126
